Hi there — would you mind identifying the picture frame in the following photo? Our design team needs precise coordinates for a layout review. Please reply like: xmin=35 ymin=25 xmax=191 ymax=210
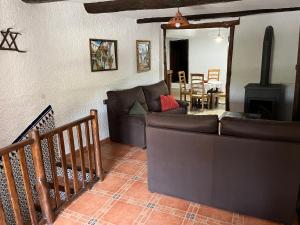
xmin=89 ymin=39 xmax=118 ymax=72
xmin=136 ymin=40 xmax=151 ymax=73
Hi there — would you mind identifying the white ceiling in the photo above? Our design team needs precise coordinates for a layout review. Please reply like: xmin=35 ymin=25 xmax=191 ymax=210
xmin=69 ymin=0 xmax=300 ymax=20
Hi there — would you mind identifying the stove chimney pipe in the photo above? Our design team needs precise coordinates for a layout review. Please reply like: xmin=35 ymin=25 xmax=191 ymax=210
xmin=260 ymin=26 xmax=274 ymax=86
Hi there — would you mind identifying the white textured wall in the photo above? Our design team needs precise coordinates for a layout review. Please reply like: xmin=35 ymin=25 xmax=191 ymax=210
xmin=166 ymin=28 xmax=229 ymax=91
xmin=189 ymin=29 xmax=229 ymax=92
xmin=231 ymin=12 xmax=300 ymax=120
xmin=0 ymin=0 xmax=161 ymax=146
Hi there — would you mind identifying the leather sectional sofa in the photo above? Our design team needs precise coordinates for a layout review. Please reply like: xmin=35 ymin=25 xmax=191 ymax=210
xmin=146 ymin=113 xmax=300 ymax=225
xmin=106 ymin=80 xmax=188 ymax=148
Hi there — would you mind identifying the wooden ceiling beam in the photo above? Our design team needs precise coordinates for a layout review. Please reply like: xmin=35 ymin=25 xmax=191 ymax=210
xmin=84 ymin=0 xmax=240 ymax=14
xmin=161 ymin=19 xmax=240 ymax=29
xmin=138 ymin=7 xmax=300 ymax=24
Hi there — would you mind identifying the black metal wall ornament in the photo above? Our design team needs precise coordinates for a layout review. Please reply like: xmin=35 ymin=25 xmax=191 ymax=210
xmin=0 ymin=28 xmax=26 ymax=53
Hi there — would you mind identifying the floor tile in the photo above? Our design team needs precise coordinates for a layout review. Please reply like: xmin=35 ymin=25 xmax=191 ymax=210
xmin=93 ymin=174 xmax=128 ymax=193
xmin=244 ymin=216 xmax=280 ymax=225
xmin=102 ymin=158 xmax=119 ymax=171
xmin=198 ymin=205 xmax=233 ymax=223
xmin=68 ymin=192 xmax=109 ymax=216
xmin=54 ymin=216 xmax=83 ymax=225
xmin=114 ymin=161 xmax=143 ymax=175
xmin=158 ymin=195 xmax=190 ymax=211
xmin=123 ymin=180 xmax=153 ymax=202
xmin=145 ymin=211 xmax=184 ymax=225
xmin=129 ymin=150 xmax=147 ymax=161
xmin=101 ymin=201 xmax=143 ymax=225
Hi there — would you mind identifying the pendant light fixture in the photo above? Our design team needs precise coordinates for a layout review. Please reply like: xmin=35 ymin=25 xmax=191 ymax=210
xmin=215 ymin=28 xmax=224 ymax=43
xmin=168 ymin=0 xmax=189 ymax=28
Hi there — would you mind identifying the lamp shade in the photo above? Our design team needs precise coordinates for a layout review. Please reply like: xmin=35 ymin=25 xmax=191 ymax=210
xmin=168 ymin=9 xmax=189 ymax=28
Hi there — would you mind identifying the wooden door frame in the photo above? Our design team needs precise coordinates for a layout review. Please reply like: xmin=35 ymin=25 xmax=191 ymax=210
xmin=292 ymin=28 xmax=300 ymax=121
xmin=162 ymin=19 xmax=240 ymax=111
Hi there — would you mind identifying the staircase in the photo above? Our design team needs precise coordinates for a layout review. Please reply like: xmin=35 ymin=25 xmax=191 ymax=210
xmin=0 ymin=110 xmax=104 ymax=225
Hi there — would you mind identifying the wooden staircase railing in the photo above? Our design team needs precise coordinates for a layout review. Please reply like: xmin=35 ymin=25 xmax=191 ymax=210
xmin=0 ymin=139 xmax=37 ymax=225
xmin=0 ymin=109 xmax=103 ymax=225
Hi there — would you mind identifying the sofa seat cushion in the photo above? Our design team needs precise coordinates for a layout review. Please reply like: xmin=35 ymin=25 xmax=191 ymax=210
xmin=142 ymin=81 xmax=169 ymax=112
xmin=146 ymin=114 xmax=218 ymax=134
xmin=220 ymin=117 xmax=300 ymax=142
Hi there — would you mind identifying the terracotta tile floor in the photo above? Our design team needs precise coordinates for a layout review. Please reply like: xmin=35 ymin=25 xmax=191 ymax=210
xmin=54 ymin=142 xmax=281 ymax=225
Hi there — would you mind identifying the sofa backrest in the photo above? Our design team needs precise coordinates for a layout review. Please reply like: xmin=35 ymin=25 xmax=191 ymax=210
xmin=146 ymin=113 xmax=219 ymax=134
xmin=142 ymin=81 xmax=169 ymax=112
xmin=220 ymin=117 xmax=300 ymax=143
xmin=107 ymin=86 xmax=148 ymax=116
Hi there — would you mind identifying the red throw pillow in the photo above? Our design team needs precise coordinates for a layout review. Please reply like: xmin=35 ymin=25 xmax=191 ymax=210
xmin=160 ymin=95 xmax=180 ymax=112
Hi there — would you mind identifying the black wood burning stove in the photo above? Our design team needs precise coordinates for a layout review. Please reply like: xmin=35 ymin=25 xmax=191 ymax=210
xmin=244 ymin=26 xmax=283 ymax=120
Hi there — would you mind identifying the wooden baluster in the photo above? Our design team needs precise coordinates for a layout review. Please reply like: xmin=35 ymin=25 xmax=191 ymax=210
xmin=47 ymin=136 xmax=61 ymax=207
xmin=76 ymin=124 xmax=86 ymax=187
xmin=0 ymin=198 xmax=7 ymax=225
xmin=18 ymin=147 xmax=38 ymax=225
xmin=30 ymin=130 xmax=55 ymax=224
xmin=2 ymin=153 xmax=24 ymax=225
xmin=90 ymin=110 xmax=103 ymax=181
xmin=84 ymin=121 xmax=94 ymax=181
xmin=67 ymin=128 xmax=79 ymax=193
xmin=58 ymin=132 xmax=71 ymax=200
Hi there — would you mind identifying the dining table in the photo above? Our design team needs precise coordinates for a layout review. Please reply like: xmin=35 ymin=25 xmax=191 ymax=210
xmin=204 ymin=80 xmax=222 ymax=109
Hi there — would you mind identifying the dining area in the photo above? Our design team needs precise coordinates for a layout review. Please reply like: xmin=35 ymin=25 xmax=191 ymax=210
xmin=168 ymin=69 xmax=226 ymax=113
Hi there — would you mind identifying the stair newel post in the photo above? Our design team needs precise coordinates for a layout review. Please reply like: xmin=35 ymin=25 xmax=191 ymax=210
xmin=90 ymin=109 xmax=104 ymax=181
xmin=30 ymin=129 xmax=55 ymax=224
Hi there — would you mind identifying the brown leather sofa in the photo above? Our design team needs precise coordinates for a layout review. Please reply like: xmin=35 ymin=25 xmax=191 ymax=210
xmin=146 ymin=114 xmax=300 ymax=225
xmin=106 ymin=81 xmax=188 ymax=148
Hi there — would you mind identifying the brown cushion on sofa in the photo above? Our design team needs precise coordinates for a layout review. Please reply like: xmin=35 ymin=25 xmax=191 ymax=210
xmin=220 ymin=117 xmax=300 ymax=142
xmin=107 ymin=86 xmax=148 ymax=116
xmin=142 ymin=81 xmax=169 ymax=112
xmin=146 ymin=113 xmax=219 ymax=134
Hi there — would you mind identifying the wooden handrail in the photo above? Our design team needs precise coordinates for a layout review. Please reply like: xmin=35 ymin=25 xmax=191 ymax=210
xmin=0 ymin=139 xmax=34 ymax=156
xmin=40 ymin=115 xmax=94 ymax=139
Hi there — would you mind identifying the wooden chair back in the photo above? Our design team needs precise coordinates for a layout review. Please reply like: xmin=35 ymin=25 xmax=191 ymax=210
xmin=190 ymin=74 xmax=206 ymax=110
xmin=178 ymin=71 xmax=187 ymax=101
xmin=208 ymin=69 xmax=220 ymax=81
xmin=190 ymin=74 xmax=205 ymax=95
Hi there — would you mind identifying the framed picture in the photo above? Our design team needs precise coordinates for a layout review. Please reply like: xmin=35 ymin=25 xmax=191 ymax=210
xmin=136 ymin=40 xmax=151 ymax=73
xmin=89 ymin=39 xmax=118 ymax=72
